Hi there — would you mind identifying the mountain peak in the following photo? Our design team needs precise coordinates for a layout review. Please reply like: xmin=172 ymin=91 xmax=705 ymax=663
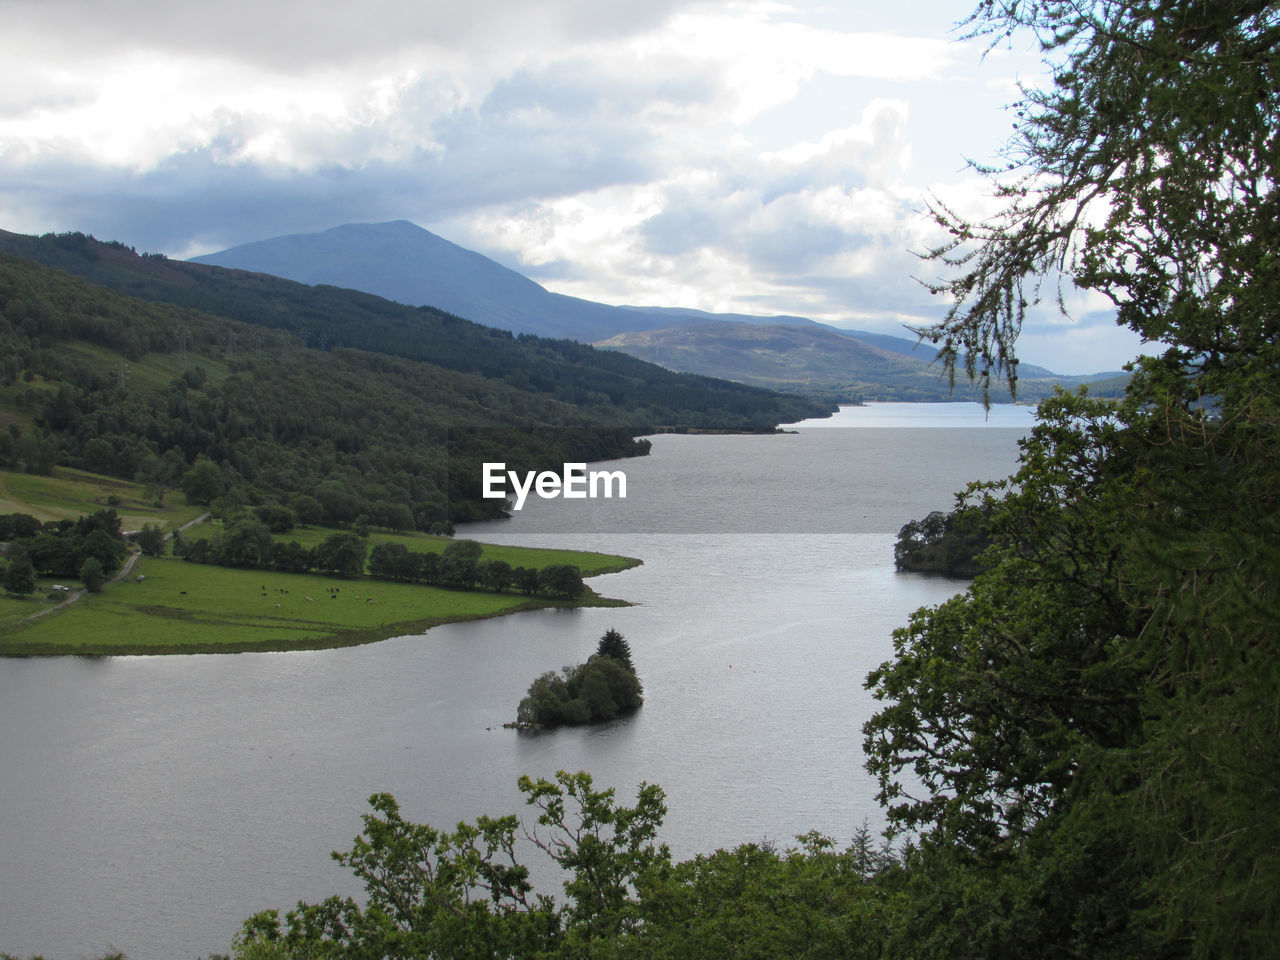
xmin=191 ymin=221 xmax=654 ymax=341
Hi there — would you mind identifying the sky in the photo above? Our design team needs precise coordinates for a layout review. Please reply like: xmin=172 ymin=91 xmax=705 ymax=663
xmin=0 ymin=0 xmax=1148 ymax=374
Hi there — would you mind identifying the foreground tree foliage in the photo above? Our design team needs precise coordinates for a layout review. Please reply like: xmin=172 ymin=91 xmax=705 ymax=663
xmin=224 ymin=773 xmax=899 ymax=960
xmin=865 ymin=1 xmax=1280 ymax=957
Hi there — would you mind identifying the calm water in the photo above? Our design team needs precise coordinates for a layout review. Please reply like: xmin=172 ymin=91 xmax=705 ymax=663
xmin=0 ymin=403 xmax=1034 ymax=960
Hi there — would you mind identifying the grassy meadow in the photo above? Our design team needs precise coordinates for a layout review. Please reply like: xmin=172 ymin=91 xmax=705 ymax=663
xmin=181 ymin=520 xmax=640 ymax=577
xmin=1 ymin=468 xmax=640 ymax=656
xmin=0 ymin=466 xmax=206 ymax=531
xmin=2 ymin=556 xmax=613 ymax=655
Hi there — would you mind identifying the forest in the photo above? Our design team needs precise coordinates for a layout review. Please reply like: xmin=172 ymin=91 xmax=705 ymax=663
xmin=204 ymin=3 xmax=1278 ymax=958
xmin=0 ymin=248 xmax=828 ymax=528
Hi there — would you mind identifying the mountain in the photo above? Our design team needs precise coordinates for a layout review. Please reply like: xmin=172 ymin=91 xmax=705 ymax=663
xmin=0 ymin=230 xmax=832 ymax=526
xmin=192 ymin=220 xmax=928 ymax=350
xmin=596 ymin=322 xmax=941 ymax=400
xmin=191 ymin=220 xmax=653 ymax=343
xmin=188 ymin=220 xmax=1126 ymax=400
xmin=594 ymin=323 xmax=1118 ymax=403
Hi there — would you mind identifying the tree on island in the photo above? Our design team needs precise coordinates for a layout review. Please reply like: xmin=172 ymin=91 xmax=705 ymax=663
xmin=596 ymin=628 xmax=634 ymax=672
xmin=517 ymin=629 xmax=642 ymax=727
xmin=893 ymin=504 xmax=993 ymax=578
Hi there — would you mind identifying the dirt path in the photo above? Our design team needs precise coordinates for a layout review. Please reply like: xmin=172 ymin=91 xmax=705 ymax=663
xmin=10 ymin=512 xmax=211 ymax=627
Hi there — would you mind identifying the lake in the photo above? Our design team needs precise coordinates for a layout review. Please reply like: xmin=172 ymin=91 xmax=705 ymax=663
xmin=0 ymin=402 xmax=1035 ymax=960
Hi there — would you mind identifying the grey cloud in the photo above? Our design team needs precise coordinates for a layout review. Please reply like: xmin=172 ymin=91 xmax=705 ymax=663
xmin=638 ymin=186 xmax=737 ymax=256
xmin=1 ymin=0 xmax=699 ymax=71
xmin=0 ymin=95 xmax=659 ymax=255
xmin=743 ymin=221 xmax=851 ymax=275
xmin=482 ymin=59 xmax=715 ymax=120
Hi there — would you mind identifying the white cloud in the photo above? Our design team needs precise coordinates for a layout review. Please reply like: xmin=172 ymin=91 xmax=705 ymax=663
xmin=0 ymin=0 xmax=697 ymax=70
xmin=0 ymin=0 xmax=1139 ymax=371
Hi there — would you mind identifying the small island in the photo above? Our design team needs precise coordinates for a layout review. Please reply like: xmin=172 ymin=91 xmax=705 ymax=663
xmin=512 ymin=629 xmax=642 ymax=728
xmin=893 ymin=503 xmax=993 ymax=578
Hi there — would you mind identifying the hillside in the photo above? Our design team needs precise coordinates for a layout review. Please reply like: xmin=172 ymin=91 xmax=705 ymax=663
xmin=0 ymin=236 xmax=829 ymax=529
xmin=186 ymin=220 xmax=1124 ymax=399
xmin=0 ymin=230 xmax=826 ymax=426
xmin=596 ymin=322 xmax=1123 ymax=402
xmin=190 ymin=220 xmax=652 ymax=342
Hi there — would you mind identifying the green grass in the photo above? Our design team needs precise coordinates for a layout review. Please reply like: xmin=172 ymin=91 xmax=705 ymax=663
xmin=1 ymin=467 xmax=640 ymax=656
xmin=181 ymin=522 xmax=642 ymax=577
xmin=0 ymin=555 xmax=630 ymax=656
xmin=0 ymin=589 xmax=63 ymax=626
xmin=0 ymin=466 xmax=205 ymax=531
xmin=59 ymin=340 xmax=234 ymax=393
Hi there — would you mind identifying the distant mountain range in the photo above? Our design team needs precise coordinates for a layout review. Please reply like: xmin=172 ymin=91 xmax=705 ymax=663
xmin=192 ymin=220 xmax=1125 ymax=401
xmin=191 ymin=220 xmax=922 ymax=347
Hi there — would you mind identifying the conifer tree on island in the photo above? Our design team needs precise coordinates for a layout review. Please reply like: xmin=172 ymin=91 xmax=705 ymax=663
xmin=595 ymin=627 xmax=635 ymax=672
xmin=515 ymin=629 xmax=643 ymax=728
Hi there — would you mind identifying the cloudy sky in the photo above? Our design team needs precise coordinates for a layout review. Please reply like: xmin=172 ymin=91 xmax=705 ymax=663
xmin=0 ymin=0 xmax=1145 ymax=373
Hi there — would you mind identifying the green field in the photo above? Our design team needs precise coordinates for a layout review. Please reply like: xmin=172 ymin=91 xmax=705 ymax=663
xmin=0 ymin=466 xmax=205 ymax=531
xmin=1 ymin=468 xmax=641 ymax=656
xmin=0 ymin=553 xmax=635 ymax=656
xmin=182 ymin=520 xmax=640 ymax=577
xmin=0 ymin=590 xmax=62 ymax=625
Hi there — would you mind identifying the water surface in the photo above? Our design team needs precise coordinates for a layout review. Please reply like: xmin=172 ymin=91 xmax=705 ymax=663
xmin=0 ymin=402 xmax=1033 ymax=960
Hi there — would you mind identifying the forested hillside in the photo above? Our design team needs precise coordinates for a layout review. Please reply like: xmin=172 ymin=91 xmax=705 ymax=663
xmin=0 ymin=249 xmax=828 ymax=527
xmin=0 ymin=230 xmax=828 ymax=425
xmin=595 ymin=320 xmax=1124 ymax=401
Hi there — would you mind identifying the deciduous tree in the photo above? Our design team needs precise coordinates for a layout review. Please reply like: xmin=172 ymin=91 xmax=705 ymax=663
xmin=867 ymin=2 xmax=1280 ymax=956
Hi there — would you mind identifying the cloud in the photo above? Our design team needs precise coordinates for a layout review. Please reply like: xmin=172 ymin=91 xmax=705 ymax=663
xmin=486 ymin=97 xmax=938 ymax=325
xmin=0 ymin=0 xmax=1141 ymax=370
xmin=0 ymin=0 xmax=698 ymax=71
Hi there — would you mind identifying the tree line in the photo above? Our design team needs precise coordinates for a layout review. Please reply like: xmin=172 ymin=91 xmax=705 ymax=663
xmin=0 ymin=508 xmax=126 ymax=596
xmin=177 ymin=518 xmax=586 ymax=600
